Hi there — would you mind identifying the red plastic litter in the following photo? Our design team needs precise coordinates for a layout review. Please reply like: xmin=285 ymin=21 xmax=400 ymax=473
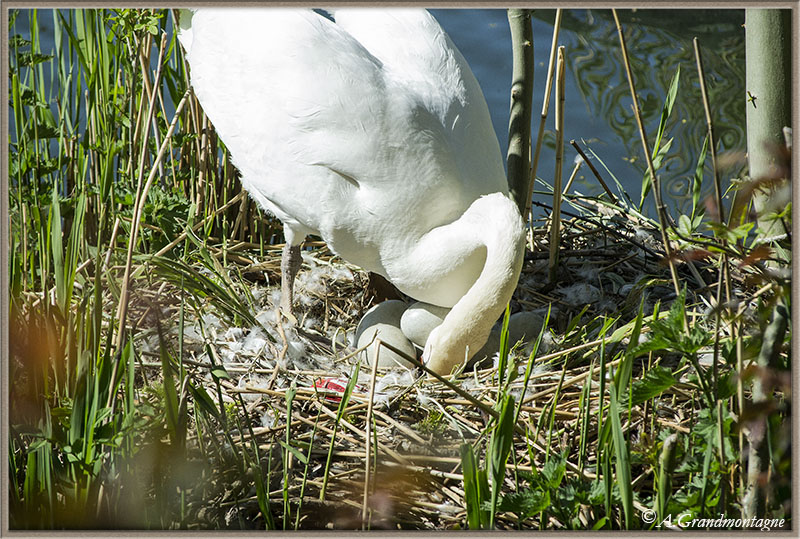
xmin=314 ymin=377 xmax=349 ymax=403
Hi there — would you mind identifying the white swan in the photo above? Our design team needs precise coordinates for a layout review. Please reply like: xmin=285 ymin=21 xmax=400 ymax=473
xmin=178 ymin=8 xmax=526 ymax=375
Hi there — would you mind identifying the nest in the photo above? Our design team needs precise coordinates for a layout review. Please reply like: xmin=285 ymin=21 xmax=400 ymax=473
xmin=128 ymin=198 xmax=746 ymax=530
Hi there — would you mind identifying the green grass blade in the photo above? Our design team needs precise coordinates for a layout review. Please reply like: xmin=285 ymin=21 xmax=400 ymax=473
xmin=609 ymin=384 xmax=633 ymax=528
xmin=640 ymin=65 xmax=680 ymax=210
xmin=49 ymin=184 xmax=65 ymax=311
xmin=283 ymin=383 xmax=297 ymax=529
xmin=460 ymin=443 xmax=489 ymax=529
xmin=489 ymin=394 xmax=515 ymax=529
xmin=691 ymin=135 xmax=709 ymax=222
xmin=320 ymin=360 xmax=360 ymax=501
xmin=656 ymin=433 xmax=679 ymax=524
xmin=158 ymin=330 xmax=180 ymax=446
xmin=514 ymin=304 xmax=551 ymax=424
xmin=615 ymin=298 xmax=645 ymax=393
xmin=497 ymin=303 xmax=512 ymax=388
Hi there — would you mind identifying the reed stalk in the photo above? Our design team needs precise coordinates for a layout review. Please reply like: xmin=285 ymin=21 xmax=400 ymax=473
xmin=569 ymin=140 xmax=617 ymax=203
xmin=110 ymin=87 xmax=191 ymax=405
xmin=528 ymin=9 xmax=562 ymax=231
xmin=548 ymin=47 xmax=566 ymax=282
xmin=506 ymin=9 xmax=534 ymax=216
xmin=561 ymin=156 xmax=583 ymax=196
xmin=611 ymin=10 xmax=682 ymax=300
xmin=361 ymin=352 xmax=381 ymax=529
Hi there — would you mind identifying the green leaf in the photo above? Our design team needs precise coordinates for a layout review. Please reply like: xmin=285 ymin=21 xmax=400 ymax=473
xmin=159 ymin=344 xmax=180 ymax=445
xmin=187 ymin=381 xmax=220 ymax=418
xmin=541 ymin=452 xmax=567 ymax=489
xmin=9 ymin=34 xmax=31 ymax=49
xmin=497 ymin=304 xmax=512 ymax=387
xmin=609 ymin=384 xmax=634 ymax=528
xmin=278 ymin=440 xmax=308 ymax=465
xmin=210 ymin=366 xmax=231 ymax=381
xmin=630 ymin=366 xmax=677 ymax=405
xmin=678 ymin=214 xmax=693 ymax=236
xmin=640 ymin=65 xmax=680 ymax=209
xmin=16 ymin=51 xmax=53 ymax=67
xmin=461 ymin=443 xmax=490 ymax=529
xmin=705 ymin=220 xmax=755 ymax=243
xmin=494 ymin=489 xmax=550 ymax=519
xmin=717 ymin=370 xmax=738 ymax=400
xmin=651 ymin=136 xmax=674 ymax=171
xmin=488 ymin=394 xmax=516 ymax=528
xmin=50 ymin=184 xmax=65 ymax=312
xmin=629 ymin=287 xmax=712 ymax=358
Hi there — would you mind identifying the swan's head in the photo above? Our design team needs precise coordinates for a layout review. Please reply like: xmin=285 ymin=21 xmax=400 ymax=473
xmin=419 ymin=192 xmax=526 ymax=376
xmin=421 ymin=323 xmax=481 ymax=376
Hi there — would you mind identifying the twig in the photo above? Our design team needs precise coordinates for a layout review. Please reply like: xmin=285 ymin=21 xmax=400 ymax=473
xmin=362 ymin=346 xmax=381 ymax=528
xmin=693 ymin=38 xmax=726 ymax=227
xmin=561 ymin=156 xmax=583 ymax=195
xmin=549 ymin=46 xmax=566 ymax=282
xmin=694 ymin=35 xmax=734 ymax=421
xmin=570 ymin=140 xmax=617 ymax=203
xmin=114 ymin=86 xmax=192 ymax=352
xmin=611 ymin=10 xmax=682 ymax=299
xmin=528 ymin=9 xmax=563 ymax=230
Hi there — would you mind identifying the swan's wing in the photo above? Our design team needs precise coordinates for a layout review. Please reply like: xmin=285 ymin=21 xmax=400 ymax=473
xmin=330 ymin=9 xmax=467 ymax=123
xmin=181 ymin=9 xmax=385 ymax=194
xmin=181 ymin=9 xmax=506 ymax=270
xmin=331 ymin=9 xmax=507 ymax=198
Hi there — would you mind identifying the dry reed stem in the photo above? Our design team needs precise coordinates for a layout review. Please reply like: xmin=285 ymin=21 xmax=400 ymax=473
xmin=548 ymin=46 xmax=566 ymax=282
xmin=694 ymin=36 xmax=739 ymax=495
xmin=692 ymin=38 xmax=726 ymax=227
xmin=561 ymin=157 xmax=583 ymax=195
xmin=114 ymin=36 xmax=178 ymax=351
xmin=362 ymin=347 xmax=381 ymax=527
xmin=569 ymin=139 xmax=617 ymax=203
xmin=109 ymin=88 xmax=192 ymax=409
xmin=133 ymin=33 xmax=167 ymax=208
xmin=611 ymin=10 xmax=683 ymax=300
xmin=527 ymin=8 xmax=563 ymax=230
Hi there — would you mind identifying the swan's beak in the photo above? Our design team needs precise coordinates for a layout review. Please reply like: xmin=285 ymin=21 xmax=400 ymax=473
xmin=420 ymin=342 xmax=432 ymax=367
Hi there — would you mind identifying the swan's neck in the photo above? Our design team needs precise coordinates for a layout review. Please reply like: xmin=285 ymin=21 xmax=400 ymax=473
xmin=422 ymin=193 xmax=526 ymax=375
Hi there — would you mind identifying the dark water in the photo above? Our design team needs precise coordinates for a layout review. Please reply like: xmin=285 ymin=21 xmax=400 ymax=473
xmin=12 ymin=8 xmax=746 ymax=219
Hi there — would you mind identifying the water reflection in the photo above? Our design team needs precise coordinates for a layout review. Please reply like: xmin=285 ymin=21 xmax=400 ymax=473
xmin=435 ymin=9 xmax=746 ymax=219
xmin=542 ymin=9 xmax=746 ymax=216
